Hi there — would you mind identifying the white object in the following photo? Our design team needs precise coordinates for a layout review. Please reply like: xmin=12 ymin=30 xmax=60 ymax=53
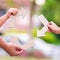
xmin=32 ymin=15 xmax=42 ymax=28
xmin=37 ymin=15 xmax=49 ymax=37
xmin=37 ymin=26 xmax=48 ymax=37
xmin=39 ymin=15 xmax=48 ymax=26
xmin=21 ymin=40 xmax=34 ymax=50
xmin=10 ymin=34 xmax=34 ymax=50
xmin=11 ymin=39 xmax=34 ymax=50
xmin=35 ymin=0 xmax=46 ymax=5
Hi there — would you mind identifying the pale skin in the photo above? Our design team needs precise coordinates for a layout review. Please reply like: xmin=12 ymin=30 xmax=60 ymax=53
xmin=47 ymin=21 xmax=60 ymax=34
xmin=0 ymin=8 xmax=23 ymax=56
xmin=0 ymin=8 xmax=18 ymax=26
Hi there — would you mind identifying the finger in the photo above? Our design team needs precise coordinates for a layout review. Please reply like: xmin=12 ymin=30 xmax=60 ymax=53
xmin=47 ymin=29 xmax=52 ymax=32
xmin=16 ymin=50 xmax=23 ymax=56
xmin=9 ymin=10 xmax=14 ymax=15
xmin=13 ymin=9 xmax=18 ymax=15
xmin=48 ymin=21 xmax=53 ymax=25
xmin=16 ymin=46 xmax=23 ymax=51
xmin=47 ymin=28 xmax=54 ymax=33
xmin=47 ymin=24 xmax=52 ymax=28
xmin=47 ymin=30 xmax=51 ymax=32
xmin=47 ymin=25 xmax=52 ymax=32
xmin=49 ymin=22 xmax=52 ymax=25
xmin=47 ymin=22 xmax=51 ymax=27
xmin=12 ymin=11 xmax=18 ymax=16
xmin=50 ymin=21 xmax=56 ymax=25
xmin=10 ymin=9 xmax=18 ymax=16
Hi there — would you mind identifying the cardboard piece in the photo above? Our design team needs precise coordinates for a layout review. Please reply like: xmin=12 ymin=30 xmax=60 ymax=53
xmin=37 ymin=15 xmax=49 ymax=37
xmin=10 ymin=37 xmax=34 ymax=50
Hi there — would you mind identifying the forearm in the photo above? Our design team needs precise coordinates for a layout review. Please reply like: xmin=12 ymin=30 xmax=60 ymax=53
xmin=57 ymin=27 xmax=60 ymax=34
xmin=0 ymin=8 xmax=18 ymax=27
xmin=0 ymin=38 xmax=8 ymax=50
xmin=0 ymin=38 xmax=12 ymax=55
xmin=0 ymin=14 xmax=9 ymax=27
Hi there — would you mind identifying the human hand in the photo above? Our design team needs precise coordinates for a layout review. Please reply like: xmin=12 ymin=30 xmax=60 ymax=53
xmin=6 ymin=8 xmax=18 ymax=18
xmin=47 ymin=21 xmax=60 ymax=34
xmin=5 ymin=43 xmax=23 ymax=56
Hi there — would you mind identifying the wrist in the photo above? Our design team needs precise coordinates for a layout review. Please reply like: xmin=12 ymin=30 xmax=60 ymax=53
xmin=58 ymin=27 xmax=60 ymax=34
xmin=1 ymin=43 xmax=10 ymax=52
xmin=5 ymin=13 xmax=10 ymax=19
xmin=0 ymin=42 xmax=8 ymax=49
xmin=56 ymin=27 xmax=60 ymax=34
xmin=0 ymin=38 xmax=8 ymax=50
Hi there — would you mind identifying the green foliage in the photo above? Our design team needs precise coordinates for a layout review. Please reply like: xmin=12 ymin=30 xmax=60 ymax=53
xmin=32 ymin=29 xmax=60 ymax=45
xmin=40 ymin=32 xmax=60 ymax=45
xmin=32 ymin=28 xmax=37 ymax=37
xmin=41 ymin=0 xmax=60 ymax=25
xmin=34 ymin=0 xmax=60 ymax=45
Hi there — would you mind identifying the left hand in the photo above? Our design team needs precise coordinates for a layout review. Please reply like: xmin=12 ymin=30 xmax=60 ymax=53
xmin=5 ymin=43 xmax=23 ymax=56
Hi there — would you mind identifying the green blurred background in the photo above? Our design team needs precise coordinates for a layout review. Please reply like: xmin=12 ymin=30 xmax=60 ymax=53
xmin=31 ymin=0 xmax=60 ymax=45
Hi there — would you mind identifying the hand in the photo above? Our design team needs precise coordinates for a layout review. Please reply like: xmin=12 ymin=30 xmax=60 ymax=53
xmin=5 ymin=43 xmax=23 ymax=56
xmin=6 ymin=8 xmax=18 ymax=18
xmin=47 ymin=21 xmax=60 ymax=34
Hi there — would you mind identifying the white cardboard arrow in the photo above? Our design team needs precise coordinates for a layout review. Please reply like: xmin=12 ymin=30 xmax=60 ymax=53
xmin=10 ymin=37 xmax=34 ymax=50
xmin=37 ymin=15 xmax=49 ymax=37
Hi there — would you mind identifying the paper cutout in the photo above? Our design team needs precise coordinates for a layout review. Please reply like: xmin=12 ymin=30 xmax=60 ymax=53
xmin=37 ymin=15 xmax=49 ymax=37
xmin=21 ymin=40 xmax=34 ymax=50
xmin=37 ymin=26 xmax=48 ymax=36
xmin=10 ymin=37 xmax=34 ymax=50
xmin=39 ymin=15 xmax=48 ymax=26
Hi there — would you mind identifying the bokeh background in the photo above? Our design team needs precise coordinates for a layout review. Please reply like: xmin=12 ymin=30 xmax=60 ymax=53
xmin=0 ymin=0 xmax=60 ymax=60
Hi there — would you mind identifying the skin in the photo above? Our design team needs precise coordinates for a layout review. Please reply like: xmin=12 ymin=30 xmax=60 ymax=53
xmin=0 ymin=8 xmax=18 ymax=26
xmin=0 ymin=8 xmax=23 ymax=56
xmin=47 ymin=21 xmax=60 ymax=34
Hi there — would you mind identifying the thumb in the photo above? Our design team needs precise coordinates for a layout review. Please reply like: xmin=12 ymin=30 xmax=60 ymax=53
xmin=47 ymin=24 xmax=53 ymax=32
xmin=16 ymin=50 xmax=23 ymax=56
xmin=16 ymin=46 xmax=23 ymax=51
xmin=47 ymin=21 xmax=53 ymax=29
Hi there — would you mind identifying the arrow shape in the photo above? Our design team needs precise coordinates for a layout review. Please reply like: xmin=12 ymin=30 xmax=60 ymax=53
xmin=37 ymin=15 xmax=49 ymax=37
xmin=37 ymin=26 xmax=48 ymax=37
xmin=10 ymin=37 xmax=34 ymax=50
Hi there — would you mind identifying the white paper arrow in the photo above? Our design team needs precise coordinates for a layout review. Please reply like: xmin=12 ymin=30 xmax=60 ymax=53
xmin=10 ymin=36 xmax=34 ymax=50
xmin=37 ymin=15 xmax=49 ymax=37
xmin=37 ymin=26 xmax=48 ymax=37
xmin=39 ymin=15 xmax=49 ymax=26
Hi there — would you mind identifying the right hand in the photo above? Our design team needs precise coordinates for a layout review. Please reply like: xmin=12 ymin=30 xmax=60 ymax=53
xmin=6 ymin=8 xmax=18 ymax=18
